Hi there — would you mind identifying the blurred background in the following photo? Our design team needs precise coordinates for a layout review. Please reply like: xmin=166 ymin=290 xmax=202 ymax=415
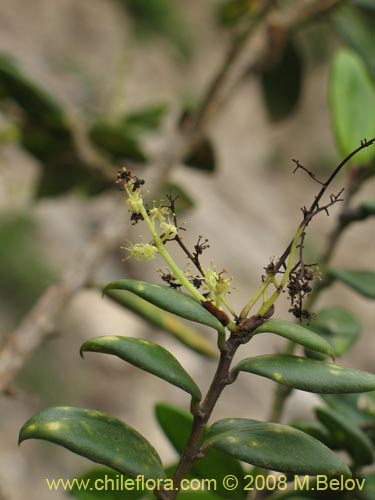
xmin=0 ymin=0 xmax=374 ymax=498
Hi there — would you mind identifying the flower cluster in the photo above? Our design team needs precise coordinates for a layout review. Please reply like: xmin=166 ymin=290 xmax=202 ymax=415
xmin=118 ymin=167 xmax=179 ymax=261
xmin=117 ymin=167 xmax=235 ymax=313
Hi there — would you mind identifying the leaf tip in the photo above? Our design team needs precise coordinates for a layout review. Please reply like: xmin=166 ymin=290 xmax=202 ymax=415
xmin=79 ymin=344 xmax=87 ymax=359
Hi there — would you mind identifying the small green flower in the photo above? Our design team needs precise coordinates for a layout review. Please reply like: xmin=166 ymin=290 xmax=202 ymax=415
xmin=204 ymin=268 xmax=219 ymax=292
xmin=124 ymin=242 xmax=158 ymax=261
xmin=160 ymin=220 xmax=178 ymax=240
xmin=204 ymin=268 xmax=232 ymax=297
xmin=126 ymin=191 xmax=144 ymax=213
xmin=149 ymin=206 xmax=170 ymax=222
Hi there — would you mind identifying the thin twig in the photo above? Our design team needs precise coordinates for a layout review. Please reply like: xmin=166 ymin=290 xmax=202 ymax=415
xmin=274 ymin=138 xmax=375 ymax=275
xmin=293 ymin=158 xmax=325 ymax=185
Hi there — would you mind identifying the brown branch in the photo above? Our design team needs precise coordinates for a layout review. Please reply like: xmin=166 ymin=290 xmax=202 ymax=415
xmin=273 ymin=138 xmax=375 ymax=275
xmin=190 ymin=0 xmax=277 ymax=133
xmin=292 ymin=158 xmax=325 ymax=185
xmin=155 ymin=333 xmax=246 ymax=500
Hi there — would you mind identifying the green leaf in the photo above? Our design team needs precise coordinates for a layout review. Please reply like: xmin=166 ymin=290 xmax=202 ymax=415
xmin=19 ymin=407 xmax=166 ymax=480
xmin=315 ymin=406 xmax=374 ymax=466
xmin=123 ymin=104 xmax=168 ymax=134
xmin=291 ymin=421 xmax=334 ymax=447
xmin=155 ymin=404 xmax=247 ymax=500
xmin=327 ymin=269 xmax=375 ymax=299
xmin=105 ymin=289 xmax=216 ymax=358
xmin=320 ymin=392 xmax=375 ymax=428
xmin=183 ymin=138 xmax=216 ymax=172
xmin=330 ymin=5 xmax=375 ymax=77
xmin=304 ymin=307 xmax=361 ymax=359
xmin=253 ymin=319 xmax=334 ymax=359
xmin=89 ymin=121 xmax=148 ymax=163
xmin=155 ymin=403 xmax=192 ymax=453
xmin=0 ymin=53 xmax=69 ymax=132
xmin=329 ymin=50 xmax=375 ymax=166
xmin=0 ymin=54 xmax=104 ymax=197
xmin=204 ymin=418 xmax=350 ymax=476
xmin=0 ymin=54 xmax=117 ymax=197
xmin=260 ymin=40 xmax=303 ymax=122
xmin=233 ymin=355 xmax=375 ymax=393
xmin=80 ymin=336 xmax=201 ymax=401
xmin=68 ymin=467 xmax=144 ymax=500
xmin=103 ymin=280 xmax=225 ymax=335
xmin=359 ymin=199 xmax=375 ymax=217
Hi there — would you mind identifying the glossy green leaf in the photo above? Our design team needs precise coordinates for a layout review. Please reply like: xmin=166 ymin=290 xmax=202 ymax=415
xmin=304 ymin=307 xmax=361 ymax=359
xmin=315 ymin=406 xmax=374 ymax=466
xmin=19 ymin=407 xmax=166 ymax=480
xmin=184 ymin=137 xmax=216 ymax=172
xmin=233 ymin=354 xmax=375 ymax=393
xmin=327 ymin=269 xmax=375 ymax=299
xmin=81 ymin=336 xmax=201 ymax=400
xmin=253 ymin=319 xmax=334 ymax=358
xmin=68 ymin=468 xmax=143 ymax=500
xmin=204 ymin=418 xmax=350 ymax=476
xmin=330 ymin=5 xmax=375 ymax=77
xmin=103 ymin=280 xmax=225 ymax=334
xmin=155 ymin=404 xmax=247 ymax=500
xmin=105 ymin=289 xmax=216 ymax=358
xmin=260 ymin=40 xmax=303 ymax=122
xmin=329 ymin=50 xmax=375 ymax=165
